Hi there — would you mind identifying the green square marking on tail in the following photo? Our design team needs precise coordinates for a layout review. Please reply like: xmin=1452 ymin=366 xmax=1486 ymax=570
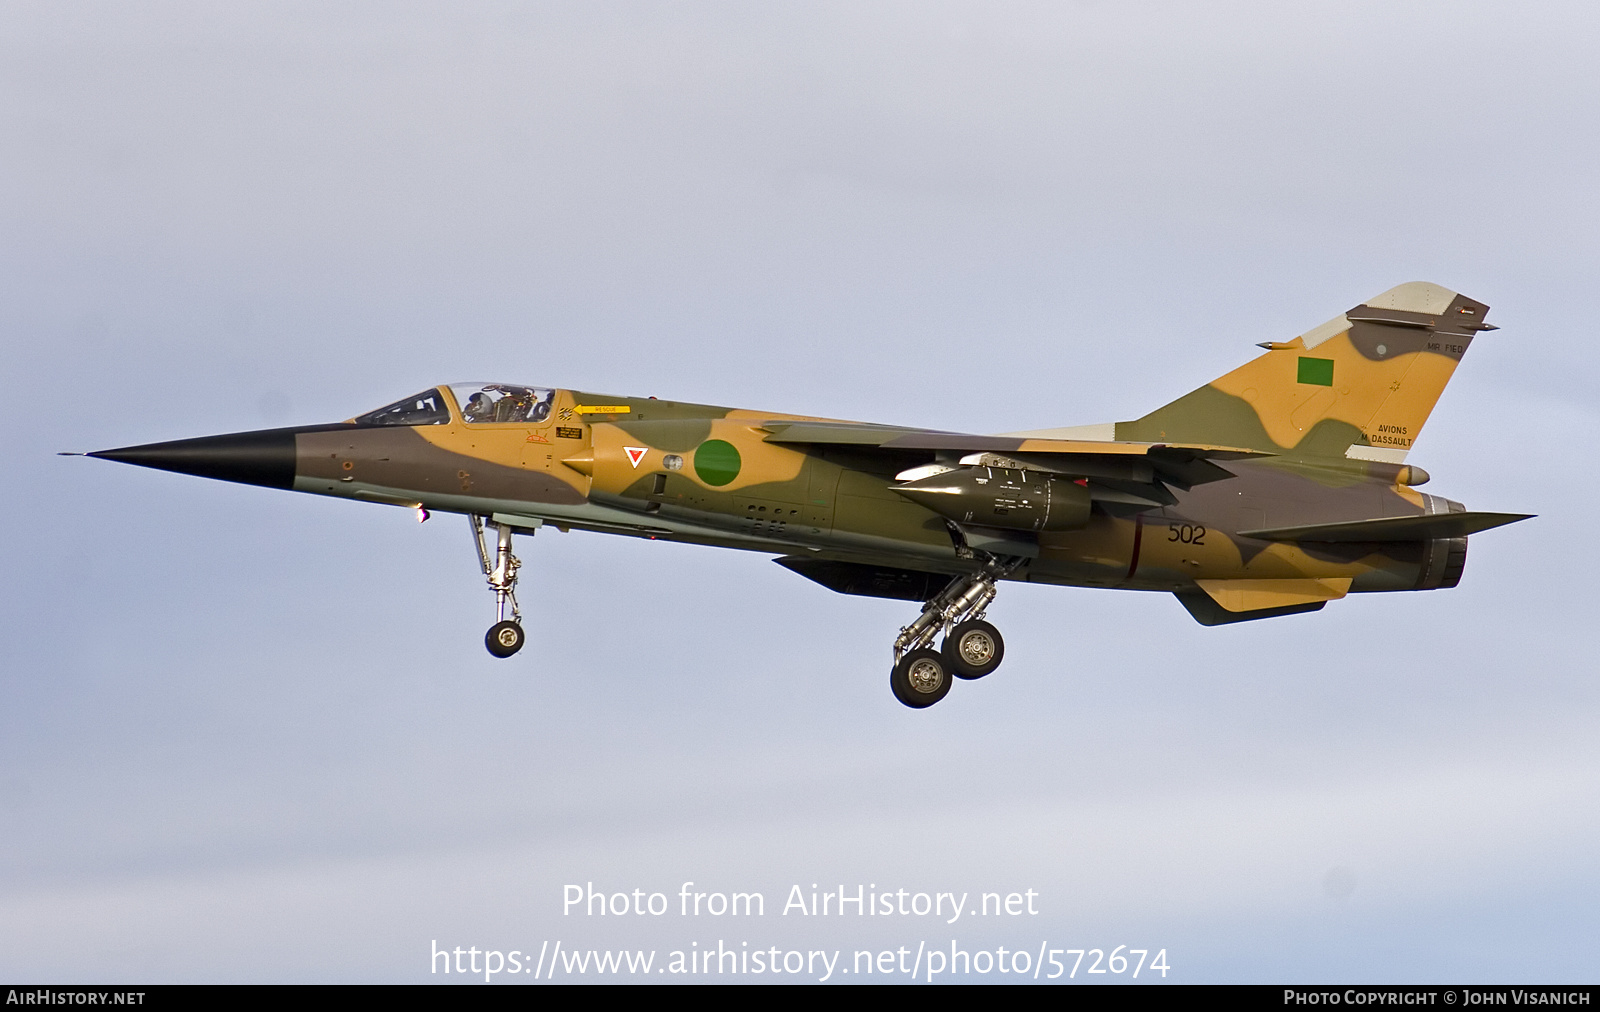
xmin=1297 ymin=357 xmax=1334 ymax=386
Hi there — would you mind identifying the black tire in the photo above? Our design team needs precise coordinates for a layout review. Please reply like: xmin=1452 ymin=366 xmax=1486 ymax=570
xmin=944 ymin=619 xmax=1004 ymax=679
xmin=890 ymin=648 xmax=952 ymax=708
xmin=485 ymin=620 xmax=525 ymax=658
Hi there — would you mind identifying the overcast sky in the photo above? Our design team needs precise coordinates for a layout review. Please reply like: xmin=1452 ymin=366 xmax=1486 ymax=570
xmin=2 ymin=1 xmax=1596 ymax=984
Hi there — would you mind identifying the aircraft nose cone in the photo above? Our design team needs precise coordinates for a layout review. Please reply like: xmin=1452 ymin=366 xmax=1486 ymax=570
xmin=89 ymin=427 xmax=304 ymax=489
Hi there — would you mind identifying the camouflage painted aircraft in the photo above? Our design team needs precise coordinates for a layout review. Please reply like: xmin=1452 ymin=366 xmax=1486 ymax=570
xmin=83 ymin=282 xmax=1529 ymax=707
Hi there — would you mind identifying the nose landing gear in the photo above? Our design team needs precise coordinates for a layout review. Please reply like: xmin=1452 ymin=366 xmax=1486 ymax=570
xmin=889 ymin=556 xmax=1021 ymax=708
xmin=470 ymin=514 xmax=527 ymax=658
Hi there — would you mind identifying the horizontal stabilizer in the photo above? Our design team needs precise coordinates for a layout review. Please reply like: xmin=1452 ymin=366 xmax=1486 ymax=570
xmin=1241 ymin=512 xmax=1533 ymax=543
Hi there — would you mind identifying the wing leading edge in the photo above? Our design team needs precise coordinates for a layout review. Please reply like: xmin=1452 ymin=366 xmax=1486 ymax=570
xmin=761 ymin=419 xmax=1273 ymax=514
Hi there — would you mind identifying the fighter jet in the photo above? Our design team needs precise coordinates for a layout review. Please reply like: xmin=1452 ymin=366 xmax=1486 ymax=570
xmin=82 ymin=282 xmax=1530 ymax=708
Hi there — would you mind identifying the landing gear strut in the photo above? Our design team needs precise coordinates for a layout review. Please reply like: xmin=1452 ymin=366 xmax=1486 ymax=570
xmin=889 ymin=556 xmax=1021 ymax=707
xmin=471 ymin=514 xmax=526 ymax=658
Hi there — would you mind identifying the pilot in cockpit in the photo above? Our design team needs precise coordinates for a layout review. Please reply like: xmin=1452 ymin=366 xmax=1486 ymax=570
xmin=457 ymin=384 xmax=554 ymax=424
xmin=463 ymin=392 xmax=495 ymax=423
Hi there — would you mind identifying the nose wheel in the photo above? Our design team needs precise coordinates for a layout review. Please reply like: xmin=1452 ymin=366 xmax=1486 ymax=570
xmin=471 ymin=515 xmax=529 ymax=659
xmin=486 ymin=620 xmax=525 ymax=658
xmin=889 ymin=557 xmax=1020 ymax=707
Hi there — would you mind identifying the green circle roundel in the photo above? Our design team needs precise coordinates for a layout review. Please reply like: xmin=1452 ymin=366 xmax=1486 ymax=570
xmin=693 ymin=439 xmax=742 ymax=486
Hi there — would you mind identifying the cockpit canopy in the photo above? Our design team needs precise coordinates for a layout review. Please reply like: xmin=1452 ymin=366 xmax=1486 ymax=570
xmin=352 ymin=384 xmax=556 ymax=427
xmin=449 ymin=383 xmax=555 ymax=424
xmin=353 ymin=388 xmax=451 ymax=427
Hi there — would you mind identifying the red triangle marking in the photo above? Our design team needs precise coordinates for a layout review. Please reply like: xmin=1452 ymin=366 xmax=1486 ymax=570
xmin=624 ymin=446 xmax=648 ymax=468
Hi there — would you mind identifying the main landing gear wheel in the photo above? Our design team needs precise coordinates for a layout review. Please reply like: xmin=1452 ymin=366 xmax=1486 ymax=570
xmin=888 ymin=555 xmax=1023 ymax=705
xmin=486 ymin=620 xmax=525 ymax=658
xmin=945 ymin=619 xmax=1004 ymax=679
xmin=891 ymin=648 xmax=952 ymax=708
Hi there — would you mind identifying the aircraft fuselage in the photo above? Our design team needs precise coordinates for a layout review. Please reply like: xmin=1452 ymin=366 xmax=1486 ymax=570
xmin=271 ymin=386 xmax=1461 ymax=602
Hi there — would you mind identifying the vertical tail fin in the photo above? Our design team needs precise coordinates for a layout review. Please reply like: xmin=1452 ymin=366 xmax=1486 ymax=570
xmin=1116 ymin=283 xmax=1495 ymax=461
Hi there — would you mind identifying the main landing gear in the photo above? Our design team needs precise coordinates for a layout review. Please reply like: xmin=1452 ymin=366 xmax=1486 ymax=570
xmin=470 ymin=514 xmax=526 ymax=658
xmin=889 ymin=556 xmax=1021 ymax=708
